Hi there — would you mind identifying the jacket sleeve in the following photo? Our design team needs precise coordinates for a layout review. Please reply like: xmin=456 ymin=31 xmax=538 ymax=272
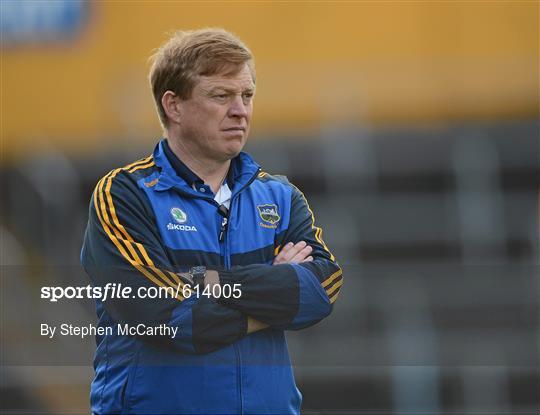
xmin=81 ymin=169 xmax=247 ymax=354
xmin=218 ymin=182 xmax=343 ymax=330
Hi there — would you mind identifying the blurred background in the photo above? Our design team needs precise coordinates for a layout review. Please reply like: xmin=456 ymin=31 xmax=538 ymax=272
xmin=1 ymin=1 xmax=539 ymax=414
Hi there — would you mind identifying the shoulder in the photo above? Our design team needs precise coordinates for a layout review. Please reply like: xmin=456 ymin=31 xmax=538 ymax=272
xmin=91 ymin=154 xmax=157 ymax=200
xmin=255 ymin=170 xmax=308 ymax=201
xmin=256 ymin=170 xmax=291 ymax=186
xmin=256 ymin=170 xmax=292 ymax=193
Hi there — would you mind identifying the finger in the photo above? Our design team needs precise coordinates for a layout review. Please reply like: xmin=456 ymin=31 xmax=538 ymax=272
xmin=289 ymin=245 xmax=313 ymax=263
xmin=274 ymin=241 xmax=310 ymax=264
xmin=273 ymin=242 xmax=291 ymax=263
xmin=301 ymin=256 xmax=314 ymax=263
xmin=280 ymin=241 xmax=307 ymax=263
xmin=290 ymin=245 xmax=312 ymax=262
xmin=273 ymin=242 xmax=294 ymax=264
xmin=274 ymin=241 xmax=303 ymax=264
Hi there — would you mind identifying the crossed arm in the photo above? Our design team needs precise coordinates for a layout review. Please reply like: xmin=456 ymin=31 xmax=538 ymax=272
xmin=81 ymin=172 xmax=342 ymax=354
xmin=195 ymin=241 xmax=313 ymax=334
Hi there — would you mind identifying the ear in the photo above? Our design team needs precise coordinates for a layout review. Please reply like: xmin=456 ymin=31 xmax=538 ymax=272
xmin=161 ymin=91 xmax=182 ymax=124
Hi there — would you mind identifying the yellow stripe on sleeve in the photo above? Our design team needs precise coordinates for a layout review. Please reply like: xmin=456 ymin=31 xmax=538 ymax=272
xmin=329 ymin=290 xmax=341 ymax=304
xmin=326 ymin=279 xmax=343 ymax=296
xmin=124 ymin=155 xmax=153 ymax=171
xmin=92 ymin=159 xmax=184 ymax=299
xmin=322 ymin=269 xmax=343 ymax=288
xmin=121 ymin=159 xmax=182 ymax=288
xmin=290 ymin=184 xmax=335 ymax=262
xmin=99 ymin=173 xmax=145 ymax=266
xmin=102 ymin=171 xmax=179 ymax=289
xmin=92 ymin=177 xmax=183 ymax=301
xmin=127 ymin=160 xmax=155 ymax=173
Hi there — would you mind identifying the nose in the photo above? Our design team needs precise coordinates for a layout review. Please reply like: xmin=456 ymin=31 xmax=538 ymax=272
xmin=227 ymin=95 xmax=249 ymax=119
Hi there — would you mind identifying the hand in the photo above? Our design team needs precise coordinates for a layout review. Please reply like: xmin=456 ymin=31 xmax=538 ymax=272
xmin=247 ymin=316 xmax=269 ymax=334
xmin=273 ymin=241 xmax=313 ymax=265
xmin=203 ymin=270 xmax=220 ymax=291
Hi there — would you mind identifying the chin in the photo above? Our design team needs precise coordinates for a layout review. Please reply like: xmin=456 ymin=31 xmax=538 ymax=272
xmin=223 ymin=140 xmax=246 ymax=158
xmin=224 ymin=147 xmax=243 ymax=160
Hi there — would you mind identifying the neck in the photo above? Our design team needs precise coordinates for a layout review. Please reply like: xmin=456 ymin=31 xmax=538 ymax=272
xmin=167 ymin=137 xmax=230 ymax=194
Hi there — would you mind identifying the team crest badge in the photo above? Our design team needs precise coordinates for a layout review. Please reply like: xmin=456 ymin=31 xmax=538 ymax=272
xmin=170 ymin=207 xmax=187 ymax=223
xmin=257 ymin=204 xmax=280 ymax=228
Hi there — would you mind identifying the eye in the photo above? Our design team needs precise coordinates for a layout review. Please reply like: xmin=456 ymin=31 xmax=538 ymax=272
xmin=212 ymin=93 xmax=229 ymax=101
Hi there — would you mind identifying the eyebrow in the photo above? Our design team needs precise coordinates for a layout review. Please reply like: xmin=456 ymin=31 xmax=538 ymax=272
xmin=207 ymin=86 xmax=255 ymax=94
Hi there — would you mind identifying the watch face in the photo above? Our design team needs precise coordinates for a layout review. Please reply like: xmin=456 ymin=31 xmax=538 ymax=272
xmin=190 ymin=266 xmax=206 ymax=275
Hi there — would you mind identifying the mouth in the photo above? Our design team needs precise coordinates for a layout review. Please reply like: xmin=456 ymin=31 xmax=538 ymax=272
xmin=222 ymin=127 xmax=246 ymax=132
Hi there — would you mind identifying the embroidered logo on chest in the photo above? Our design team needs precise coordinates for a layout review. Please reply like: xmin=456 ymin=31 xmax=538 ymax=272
xmin=257 ymin=204 xmax=280 ymax=229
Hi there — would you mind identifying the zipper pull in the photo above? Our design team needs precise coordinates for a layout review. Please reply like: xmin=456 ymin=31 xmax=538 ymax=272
xmin=219 ymin=216 xmax=228 ymax=242
xmin=217 ymin=204 xmax=230 ymax=242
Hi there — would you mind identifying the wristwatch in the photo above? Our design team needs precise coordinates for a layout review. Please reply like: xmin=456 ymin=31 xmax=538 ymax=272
xmin=189 ymin=266 xmax=207 ymax=288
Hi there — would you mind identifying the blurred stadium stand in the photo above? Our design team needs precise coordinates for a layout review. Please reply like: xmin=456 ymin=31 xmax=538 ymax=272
xmin=2 ymin=122 xmax=538 ymax=414
xmin=1 ymin=1 xmax=539 ymax=414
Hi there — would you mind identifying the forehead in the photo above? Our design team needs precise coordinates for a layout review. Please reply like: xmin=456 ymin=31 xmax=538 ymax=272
xmin=197 ymin=64 xmax=255 ymax=91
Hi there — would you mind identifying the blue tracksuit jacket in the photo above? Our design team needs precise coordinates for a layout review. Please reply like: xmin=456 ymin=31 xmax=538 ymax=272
xmin=81 ymin=139 xmax=343 ymax=414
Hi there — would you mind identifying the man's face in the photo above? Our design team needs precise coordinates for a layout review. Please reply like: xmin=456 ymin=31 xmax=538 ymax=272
xmin=176 ymin=63 xmax=255 ymax=162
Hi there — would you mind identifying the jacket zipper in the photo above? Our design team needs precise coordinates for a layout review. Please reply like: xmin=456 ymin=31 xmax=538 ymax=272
xmin=172 ymin=169 xmax=260 ymax=415
xmin=218 ymin=203 xmax=241 ymax=412
xmin=219 ymin=169 xmax=259 ymax=415
xmin=217 ymin=167 xmax=260 ymax=266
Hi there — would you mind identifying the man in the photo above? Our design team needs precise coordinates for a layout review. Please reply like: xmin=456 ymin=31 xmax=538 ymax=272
xmin=81 ymin=28 xmax=343 ymax=414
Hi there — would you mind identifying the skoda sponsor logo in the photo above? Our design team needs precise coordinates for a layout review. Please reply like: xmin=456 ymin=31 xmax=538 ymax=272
xmin=167 ymin=207 xmax=197 ymax=232
xmin=171 ymin=207 xmax=187 ymax=223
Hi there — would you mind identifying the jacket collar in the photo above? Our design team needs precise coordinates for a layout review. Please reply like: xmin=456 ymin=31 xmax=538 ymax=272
xmin=162 ymin=139 xmax=206 ymax=188
xmin=153 ymin=139 xmax=260 ymax=196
